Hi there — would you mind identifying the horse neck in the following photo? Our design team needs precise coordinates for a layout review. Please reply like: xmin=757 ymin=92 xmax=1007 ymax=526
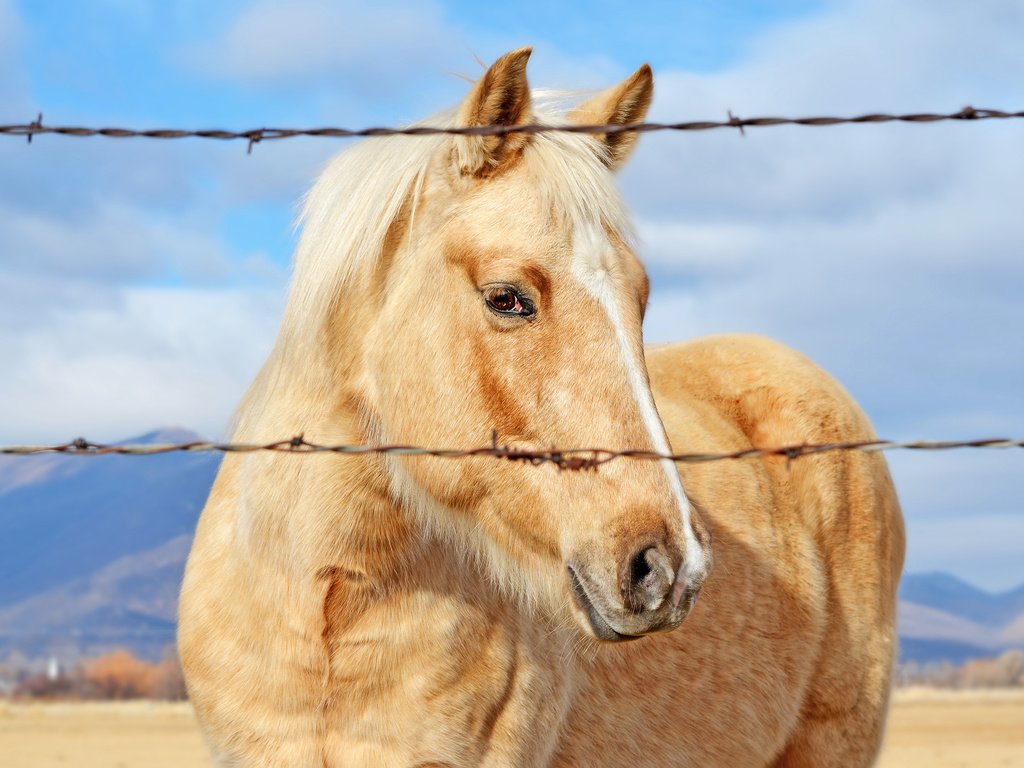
xmin=230 ymin=305 xmax=421 ymax=589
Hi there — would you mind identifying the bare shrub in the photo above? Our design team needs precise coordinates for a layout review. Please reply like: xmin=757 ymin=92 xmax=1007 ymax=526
xmin=12 ymin=645 xmax=189 ymax=700
xmin=151 ymin=646 xmax=188 ymax=701
xmin=83 ymin=649 xmax=160 ymax=698
xmin=960 ymin=650 xmax=1024 ymax=688
xmin=897 ymin=649 xmax=1024 ymax=688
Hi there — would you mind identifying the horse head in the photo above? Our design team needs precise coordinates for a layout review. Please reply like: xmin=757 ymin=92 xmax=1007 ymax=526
xmin=289 ymin=48 xmax=711 ymax=641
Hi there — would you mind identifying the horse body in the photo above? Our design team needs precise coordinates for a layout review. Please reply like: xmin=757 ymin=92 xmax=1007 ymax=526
xmin=554 ymin=335 xmax=903 ymax=767
xmin=179 ymin=48 xmax=903 ymax=767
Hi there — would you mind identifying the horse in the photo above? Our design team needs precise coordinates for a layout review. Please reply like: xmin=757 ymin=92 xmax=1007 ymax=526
xmin=178 ymin=48 xmax=905 ymax=767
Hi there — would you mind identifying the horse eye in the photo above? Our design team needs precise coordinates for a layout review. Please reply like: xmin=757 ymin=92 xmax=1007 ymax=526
xmin=484 ymin=286 xmax=534 ymax=318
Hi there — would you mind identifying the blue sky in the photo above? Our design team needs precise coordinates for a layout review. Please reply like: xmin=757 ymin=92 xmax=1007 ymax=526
xmin=1 ymin=0 xmax=1022 ymax=589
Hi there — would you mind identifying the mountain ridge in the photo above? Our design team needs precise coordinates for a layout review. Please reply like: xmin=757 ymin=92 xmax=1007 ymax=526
xmin=0 ymin=427 xmax=219 ymax=608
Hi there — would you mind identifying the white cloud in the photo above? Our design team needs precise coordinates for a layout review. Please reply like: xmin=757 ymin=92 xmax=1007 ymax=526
xmin=0 ymin=286 xmax=284 ymax=443
xmin=1 ymin=193 xmax=284 ymax=298
xmin=4 ymin=202 xmax=178 ymax=282
xmin=0 ymin=139 xmax=289 ymax=442
xmin=213 ymin=138 xmax=334 ymax=205
xmin=0 ymin=0 xmax=20 ymax=45
xmin=0 ymin=0 xmax=28 ymax=111
xmin=181 ymin=0 xmax=461 ymax=94
xmin=898 ymin=507 xmax=1024 ymax=593
xmin=175 ymin=0 xmax=638 ymax=125
xmin=694 ymin=0 xmax=1024 ymax=113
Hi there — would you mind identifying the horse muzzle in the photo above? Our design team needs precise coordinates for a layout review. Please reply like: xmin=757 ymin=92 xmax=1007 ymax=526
xmin=566 ymin=548 xmax=705 ymax=642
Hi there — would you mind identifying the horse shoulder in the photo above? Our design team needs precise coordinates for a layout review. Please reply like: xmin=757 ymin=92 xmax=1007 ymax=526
xmin=645 ymin=332 xmax=902 ymax=551
xmin=647 ymin=333 xmax=867 ymax=443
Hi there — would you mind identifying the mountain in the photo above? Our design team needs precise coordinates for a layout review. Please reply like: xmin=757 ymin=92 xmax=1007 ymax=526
xmin=0 ymin=536 xmax=189 ymax=662
xmin=900 ymin=571 xmax=1024 ymax=627
xmin=0 ymin=428 xmax=219 ymax=660
xmin=897 ymin=572 xmax=1024 ymax=664
xmin=897 ymin=638 xmax=1001 ymax=666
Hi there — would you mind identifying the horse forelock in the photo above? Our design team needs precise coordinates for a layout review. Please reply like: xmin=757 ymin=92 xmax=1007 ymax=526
xmin=278 ymin=92 xmax=634 ymax=353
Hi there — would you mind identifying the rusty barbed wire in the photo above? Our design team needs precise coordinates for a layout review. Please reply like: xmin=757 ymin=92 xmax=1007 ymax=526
xmin=0 ymin=436 xmax=1020 ymax=471
xmin=1 ymin=107 xmax=1022 ymax=152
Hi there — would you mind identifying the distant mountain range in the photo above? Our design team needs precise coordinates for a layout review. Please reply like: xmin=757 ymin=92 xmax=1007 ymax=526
xmin=0 ymin=428 xmax=219 ymax=662
xmin=0 ymin=428 xmax=1021 ymax=666
xmin=897 ymin=572 xmax=1024 ymax=664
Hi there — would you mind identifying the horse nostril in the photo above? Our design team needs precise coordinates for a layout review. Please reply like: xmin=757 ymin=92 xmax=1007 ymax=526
xmin=629 ymin=548 xmax=653 ymax=589
xmin=625 ymin=546 xmax=673 ymax=612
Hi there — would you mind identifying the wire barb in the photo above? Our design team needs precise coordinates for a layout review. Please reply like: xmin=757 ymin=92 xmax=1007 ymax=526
xmin=26 ymin=112 xmax=42 ymax=144
xmin=727 ymin=110 xmax=746 ymax=137
xmin=2 ymin=107 xmax=1022 ymax=147
xmin=246 ymin=129 xmax=264 ymax=155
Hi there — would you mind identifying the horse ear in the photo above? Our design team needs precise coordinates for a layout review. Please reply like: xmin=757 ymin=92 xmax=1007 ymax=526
xmin=569 ymin=64 xmax=653 ymax=170
xmin=455 ymin=47 xmax=534 ymax=175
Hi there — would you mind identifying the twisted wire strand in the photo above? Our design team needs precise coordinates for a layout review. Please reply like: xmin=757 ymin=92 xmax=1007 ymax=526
xmin=1 ymin=436 xmax=1020 ymax=471
xmin=2 ymin=107 xmax=1021 ymax=152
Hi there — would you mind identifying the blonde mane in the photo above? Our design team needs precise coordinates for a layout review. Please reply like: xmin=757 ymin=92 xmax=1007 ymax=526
xmin=281 ymin=93 xmax=635 ymax=350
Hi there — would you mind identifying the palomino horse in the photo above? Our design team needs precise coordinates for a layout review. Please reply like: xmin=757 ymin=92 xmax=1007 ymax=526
xmin=179 ymin=48 xmax=904 ymax=767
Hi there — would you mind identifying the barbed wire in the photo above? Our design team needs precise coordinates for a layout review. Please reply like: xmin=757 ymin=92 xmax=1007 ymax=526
xmin=1 ymin=436 xmax=1020 ymax=471
xmin=2 ymin=106 xmax=1022 ymax=153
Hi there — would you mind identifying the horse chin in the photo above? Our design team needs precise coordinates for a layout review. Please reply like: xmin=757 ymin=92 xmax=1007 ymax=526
xmin=566 ymin=565 xmax=643 ymax=643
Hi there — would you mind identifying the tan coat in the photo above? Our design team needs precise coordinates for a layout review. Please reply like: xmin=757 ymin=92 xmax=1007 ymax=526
xmin=179 ymin=49 xmax=904 ymax=767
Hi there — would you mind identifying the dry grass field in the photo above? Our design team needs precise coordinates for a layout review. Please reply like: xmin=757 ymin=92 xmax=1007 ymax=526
xmin=877 ymin=688 xmax=1024 ymax=768
xmin=1 ymin=689 xmax=1022 ymax=767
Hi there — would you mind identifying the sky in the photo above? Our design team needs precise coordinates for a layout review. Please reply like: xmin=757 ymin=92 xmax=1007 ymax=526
xmin=0 ymin=0 xmax=1021 ymax=589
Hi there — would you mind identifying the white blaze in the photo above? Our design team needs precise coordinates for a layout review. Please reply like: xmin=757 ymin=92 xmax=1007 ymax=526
xmin=571 ymin=224 xmax=706 ymax=595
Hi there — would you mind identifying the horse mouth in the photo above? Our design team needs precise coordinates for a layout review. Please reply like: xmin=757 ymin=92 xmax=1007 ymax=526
xmin=567 ymin=566 xmax=642 ymax=643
